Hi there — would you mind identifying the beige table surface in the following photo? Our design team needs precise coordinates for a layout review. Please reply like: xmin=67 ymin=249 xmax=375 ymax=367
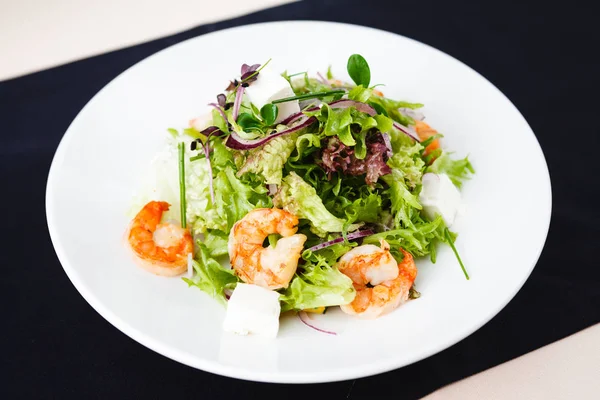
xmin=2 ymin=1 xmax=598 ymax=398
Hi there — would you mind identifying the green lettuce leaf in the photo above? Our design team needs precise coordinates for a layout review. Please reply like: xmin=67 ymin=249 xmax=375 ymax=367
xmin=273 ymin=172 xmax=360 ymax=237
xmin=344 ymin=192 xmax=383 ymax=223
xmin=382 ymin=170 xmax=422 ymax=212
xmin=236 ymin=133 xmax=297 ymax=185
xmin=289 ymin=133 xmax=321 ymax=162
xmin=183 ymin=244 xmax=239 ymax=304
xmin=199 ymin=165 xmax=270 ymax=232
xmin=302 ymin=240 xmax=355 ymax=265
xmin=427 ymin=153 xmax=475 ymax=188
xmin=322 ymin=104 xmax=355 ymax=146
xmin=211 ymin=109 xmax=229 ymax=133
xmin=368 ymin=96 xmax=423 ymax=126
xmin=210 ymin=138 xmax=235 ymax=170
xmin=203 ymin=229 xmax=229 ymax=257
xmin=279 ymin=256 xmax=355 ymax=312
xmin=363 ymin=215 xmax=446 ymax=258
xmin=381 ymin=168 xmax=423 ymax=230
xmin=387 ymin=141 xmax=426 ymax=189
xmin=348 ymin=85 xmax=373 ymax=103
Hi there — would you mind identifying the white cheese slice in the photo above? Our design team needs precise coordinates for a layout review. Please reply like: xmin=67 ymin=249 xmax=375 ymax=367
xmin=223 ymin=283 xmax=281 ymax=338
xmin=244 ymin=67 xmax=300 ymax=124
xmin=419 ymin=173 xmax=462 ymax=227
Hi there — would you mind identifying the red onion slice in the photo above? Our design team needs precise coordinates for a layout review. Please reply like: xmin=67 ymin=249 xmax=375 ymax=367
xmin=399 ymin=107 xmax=425 ymax=121
xmin=382 ymin=132 xmax=393 ymax=158
xmin=199 ymin=126 xmax=223 ymax=136
xmin=280 ymin=100 xmax=375 ymax=126
xmin=279 ymin=106 xmax=319 ymax=125
xmin=225 ymin=116 xmax=317 ymax=150
xmin=307 ymin=229 xmax=374 ymax=252
xmin=280 ymin=111 xmax=304 ymax=126
xmin=316 ymin=72 xmax=330 ymax=86
xmin=392 ymin=121 xmax=420 ymax=142
xmin=232 ymin=85 xmax=245 ymax=121
xmin=298 ymin=311 xmax=337 ymax=335
xmin=329 ymin=99 xmax=377 ymax=116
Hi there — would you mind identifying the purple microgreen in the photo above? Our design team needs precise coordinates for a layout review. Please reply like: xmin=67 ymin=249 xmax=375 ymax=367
xmin=217 ymin=93 xmax=226 ymax=107
xmin=225 ymin=79 xmax=238 ymax=92
xmin=239 ymin=58 xmax=271 ymax=85
xmin=204 ymin=141 xmax=215 ymax=205
xmin=208 ymin=102 xmax=228 ymax=124
xmin=232 ymin=85 xmax=245 ymax=121
xmin=241 ymin=63 xmax=260 ymax=75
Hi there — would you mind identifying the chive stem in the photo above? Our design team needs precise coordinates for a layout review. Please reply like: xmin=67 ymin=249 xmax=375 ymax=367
xmin=445 ymin=228 xmax=469 ymax=280
xmin=271 ymin=90 xmax=346 ymax=104
xmin=287 ymin=71 xmax=307 ymax=78
xmin=178 ymin=142 xmax=187 ymax=229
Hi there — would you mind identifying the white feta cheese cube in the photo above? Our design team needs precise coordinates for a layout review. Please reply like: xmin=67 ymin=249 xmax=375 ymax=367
xmin=223 ymin=283 xmax=281 ymax=338
xmin=244 ymin=67 xmax=300 ymax=124
xmin=419 ymin=173 xmax=462 ymax=227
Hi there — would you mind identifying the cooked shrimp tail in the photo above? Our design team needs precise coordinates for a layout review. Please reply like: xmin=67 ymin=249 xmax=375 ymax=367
xmin=228 ymin=208 xmax=307 ymax=290
xmin=127 ymin=201 xmax=193 ymax=276
xmin=338 ymin=240 xmax=417 ymax=318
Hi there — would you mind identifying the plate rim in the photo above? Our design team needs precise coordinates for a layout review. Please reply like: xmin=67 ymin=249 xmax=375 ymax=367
xmin=46 ymin=20 xmax=552 ymax=383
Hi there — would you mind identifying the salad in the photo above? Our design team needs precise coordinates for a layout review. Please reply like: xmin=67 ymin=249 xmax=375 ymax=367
xmin=125 ymin=54 xmax=474 ymax=337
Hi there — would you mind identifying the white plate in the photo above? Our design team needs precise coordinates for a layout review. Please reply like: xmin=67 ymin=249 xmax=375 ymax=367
xmin=46 ymin=21 xmax=551 ymax=383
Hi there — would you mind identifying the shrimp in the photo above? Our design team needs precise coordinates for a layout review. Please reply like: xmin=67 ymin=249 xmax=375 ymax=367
xmin=126 ymin=201 xmax=193 ymax=277
xmin=228 ymin=208 xmax=307 ymax=290
xmin=414 ymin=120 xmax=440 ymax=157
xmin=338 ymin=240 xmax=417 ymax=318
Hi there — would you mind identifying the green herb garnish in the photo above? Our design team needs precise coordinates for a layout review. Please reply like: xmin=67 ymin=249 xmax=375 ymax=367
xmin=178 ymin=142 xmax=187 ymax=229
xmin=326 ymin=65 xmax=333 ymax=80
xmin=260 ymin=103 xmax=279 ymax=125
xmin=347 ymin=54 xmax=371 ymax=87
xmin=271 ymin=90 xmax=345 ymax=104
xmin=444 ymin=228 xmax=469 ymax=280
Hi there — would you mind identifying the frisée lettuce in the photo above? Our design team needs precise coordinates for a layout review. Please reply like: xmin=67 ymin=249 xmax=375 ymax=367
xmin=127 ymin=53 xmax=475 ymax=326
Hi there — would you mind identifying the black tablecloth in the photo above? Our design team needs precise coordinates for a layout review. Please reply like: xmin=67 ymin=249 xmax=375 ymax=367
xmin=2 ymin=0 xmax=598 ymax=398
